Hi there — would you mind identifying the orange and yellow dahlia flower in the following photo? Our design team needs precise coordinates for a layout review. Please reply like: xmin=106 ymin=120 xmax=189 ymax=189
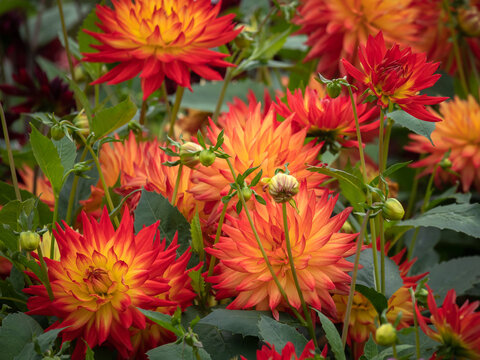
xmin=24 ymin=208 xmax=177 ymax=359
xmin=405 ymin=96 xmax=480 ymax=192
xmin=83 ymin=0 xmax=240 ymax=100
xmin=342 ymin=31 xmax=448 ymax=122
xmin=208 ymin=186 xmax=357 ymax=318
xmin=294 ymin=0 xmax=421 ymax=78
xmin=18 ymin=166 xmax=55 ymax=210
xmin=417 ymin=286 xmax=480 ymax=360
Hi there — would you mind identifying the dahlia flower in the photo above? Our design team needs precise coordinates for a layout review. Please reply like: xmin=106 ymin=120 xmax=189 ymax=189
xmin=294 ymin=0 xmax=421 ymax=78
xmin=208 ymin=185 xmax=357 ymax=318
xmin=189 ymin=98 xmax=325 ymax=208
xmin=273 ymin=87 xmax=378 ymax=149
xmin=24 ymin=209 xmax=176 ymax=359
xmin=18 ymin=166 xmax=55 ymax=210
xmin=241 ymin=340 xmax=317 ymax=360
xmin=342 ymin=31 xmax=448 ymax=122
xmin=83 ymin=0 xmax=240 ymax=100
xmin=417 ymin=287 xmax=480 ymax=360
xmin=405 ymin=96 xmax=480 ymax=192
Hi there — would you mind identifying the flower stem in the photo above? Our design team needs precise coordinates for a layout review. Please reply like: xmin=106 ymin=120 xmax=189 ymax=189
xmin=37 ymin=245 xmax=54 ymax=301
xmin=378 ymin=107 xmax=387 ymax=295
xmin=168 ymin=86 xmax=185 ymax=138
xmin=139 ymin=99 xmax=148 ymax=126
xmin=50 ymin=193 xmax=59 ymax=259
xmin=370 ymin=218 xmax=381 ymax=292
xmin=0 ymin=297 xmax=27 ymax=305
xmin=282 ymin=202 xmax=318 ymax=348
xmin=0 ymin=101 xmax=21 ymax=201
xmin=348 ymin=86 xmax=368 ymax=183
xmin=392 ymin=342 xmax=398 ymax=359
xmin=409 ymin=288 xmax=421 ymax=359
xmin=56 ymin=0 xmax=76 ymax=89
xmin=171 ymin=164 xmax=183 ymax=206
xmin=65 ymin=146 xmax=88 ymax=225
xmin=342 ymin=210 xmax=371 ymax=347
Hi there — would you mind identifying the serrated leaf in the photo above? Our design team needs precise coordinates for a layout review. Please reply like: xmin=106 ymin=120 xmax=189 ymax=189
xmin=308 ymin=165 xmax=364 ymax=192
xmin=388 ymin=110 xmax=435 ymax=145
xmin=199 ymin=309 xmax=263 ymax=337
xmin=369 ymin=161 xmax=412 ymax=186
xmin=371 ymin=344 xmax=414 ymax=360
xmin=138 ymin=309 xmax=180 ymax=336
xmin=92 ymin=97 xmax=137 ymax=139
xmin=0 ymin=313 xmax=42 ymax=359
xmin=53 ymin=137 xmax=76 ymax=176
xmin=355 ymin=284 xmax=388 ymax=316
xmin=147 ymin=342 xmax=211 ymax=360
xmin=397 ymin=203 xmax=480 ymax=238
xmin=30 ymin=125 xmax=64 ymax=194
xmin=314 ymin=310 xmax=345 ymax=360
xmin=36 ymin=327 xmax=67 ymax=354
xmin=258 ymin=316 xmax=308 ymax=358
xmin=362 ymin=335 xmax=378 ymax=359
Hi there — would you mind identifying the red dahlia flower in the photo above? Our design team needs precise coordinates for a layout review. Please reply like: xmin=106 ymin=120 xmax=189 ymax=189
xmin=342 ymin=31 xmax=448 ymax=122
xmin=83 ymin=0 xmax=240 ymax=100
xmin=24 ymin=209 xmax=177 ymax=359
xmin=417 ymin=286 xmax=480 ymax=360
xmin=241 ymin=340 xmax=318 ymax=360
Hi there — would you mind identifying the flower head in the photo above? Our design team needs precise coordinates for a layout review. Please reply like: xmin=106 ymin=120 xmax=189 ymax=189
xmin=267 ymin=173 xmax=300 ymax=203
xmin=294 ymin=0 xmax=421 ymax=78
xmin=241 ymin=340 xmax=317 ymax=360
xmin=342 ymin=31 xmax=448 ymax=122
xmin=405 ymin=96 xmax=480 ymax=192
xmin=417 ymin=286 xmax=480 ymax=360
xmin=208 ymin=185 xmax=357 ymax=318
xmin=83 ymin=0 xmax=240 ymax=100
xmin=24 ymin=208 xmax=178 ymax=359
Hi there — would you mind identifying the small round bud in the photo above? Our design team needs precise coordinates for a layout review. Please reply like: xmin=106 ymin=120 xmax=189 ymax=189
xmin=458 ymin=7 xmax=480 ymax=37
xmin=180 ymin=142 xmax=203 ymax=169
xmin=73 ymin=113 xmax=90 ymax=137
xmin=341 ymin=221 xmax=354 ymax=234
xmin=20 ymin=231 xmax=40 ymax=252
xmin=241 ymin=187 xmax=253 ymax=202
xmin=268 ymin=173 xmax=299 ymax=203
xmin=128 ymin=120 xmax=142 ymax=135
xmin=73 ymin=162 xmax=92 ymax=176
xmin=382 ymin=198 xmax=405 ymax=221
xmin=199 ymin=149 xmax=216 ymax=167
xmin=375 ymin=323 xmax=397 ymax=346
xmin=50 ymin=124 xmax=65 ymax=141
xmin=415 ymin=288 xmax=428 ymax=305
xmin=326 ymin=82 xmax=342 ymax=98
xmin=439 ymin=158 xmax=452 ymax=169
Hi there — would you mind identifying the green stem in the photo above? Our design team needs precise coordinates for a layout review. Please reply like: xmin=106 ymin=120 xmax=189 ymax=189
xmin=0 ymin=101 xmax=21 ymax=201
xmin=378 ymin=108 xmax=386 ymax=177
xmin=37 ymin=245 xmax=54 ymax=301
xmin=348 ymin=86 xmax=368 ymax=184
xmin=65 ymin=146 xmax=88 ymax=225
xmin=50 ymin=193 xmax=59 ymax=259
xmin=0 ymin=297 xmax=27 ymax=305
xmin=392 ymin=342 xmax=398 ymax=359
xmin=378 ymin=108 xmax=386 ymax=295
xmin=225 ymin=158 xmax=306 ymax=325
xmin=171 ymin=164 xmax=183 ymax=206
xmin=94 ymin=84 xmax=99 ymax=108
xmin=379 ymin=215 xmax=385 ymax=294
xmin=56 ymin=0 xmax=76 ymax=90
xmin=282 ymin=203 xmax=318 ymax=348
xmin=370 ymin=218 xmax=381 ymax=292
xmin=405 ymin=166 xmax=421 ymax=219
xmin=409 ymin=288 xmax=421 ymax=359
xmin=382 ymin=119 xmax=394 ymax=169
xmin=342 ymin=210 xmax=371 ymax=347
xmin=168 ymin=86 xmax=185 ymax=138
xmin=139 ymin=99 xmax=148 ymax=126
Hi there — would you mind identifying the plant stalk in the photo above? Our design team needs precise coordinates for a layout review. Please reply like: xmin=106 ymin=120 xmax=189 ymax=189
xmin=409 ymin=288 xmax=421 ymax=359
xmin=168 ymin=86 xmax=185 ymax=138
xmin=348 ymin=86 xmax=368 ymax=183
xmin=37 ymin=245 xmax=54 ymax=301
xmin=0 ymin=101 xmax=21 ymax=201
xmin=56 ymin=0 xmax=77 ymax=90
xmin=65 ymin=146 xmax=88 ymax=225
xmin=50 ymin=193 xmax=59 ymax=259
xmin=171 ymin=164 xmax=183 ymax=206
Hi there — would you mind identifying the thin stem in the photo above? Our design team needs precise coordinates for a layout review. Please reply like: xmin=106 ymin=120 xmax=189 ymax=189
xmin=283 ymin=203 xmax=318 ymax=348
xmin=378 ymin=108 xmax=386 ymax=295
xmin=379 ymin=215 xmax=385 ymax=294
xmin=37 ymin=245 xmax=54 ymax=301
xmin=56 ymin=0 xmax=76 ymax=88
xmin=405 ymin=166 xmax=421 ymax=219
xmin=342 ymin=210 xmax=371 ymax=347
xmin=392 ymin=342 xmax=398 ymax=359
xmin=348 ymin=86 xmax=368 ymax=183
xmin=409 ymin=288 xmax=421 ymax=359
xmin=378 ymin=108 xmax=386 ymax=177
xmin=0 ymin=101 xmax=21 ymax=201
xmin=171 ymin=164 xmax=183 ymax=206
xmin=94 ymin=84 xmax=99 ymax=108
xmin=370 ymin=218 xmax=381 ymax=292
xmin=168 ymin=86 xmax=185 ymax=138
xmin=65 ymin=146 xmax=88 ymax=225
xmin=50 ymin=193 xmax=59 ymax=259
xmin=382 ymin=119 xmax=394 ymax=168
xmin=225 ymin=158 xmax=306 ymax=325
xmin=161 ymin=82 xmax=172 ymax=121
xmin=139 ymin=99 xmax=148 ymax=126
xmin=0 ymin=297 xmax=27 ymax=305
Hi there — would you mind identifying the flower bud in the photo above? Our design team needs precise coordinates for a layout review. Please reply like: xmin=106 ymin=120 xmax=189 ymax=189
xmin=199 ymin=149 xmax=216 ymax=167
xmin=50 ymin=124 xmax=65 ymax=141
xmin=326 ymin=82 xmax=342 ymax=98
xmin=73 ymin=161 xmax=93 ymax=176
xmin=439 ymin=157 xmax=452 ymax=169
xmin=234 ymin=28 xmax=254 ymax=49
xmin=458 ymin=6 xmax=480 ymax=37
xmin=268 ymin=173 xmax=299 ymax=203
xmin=128 ymin=120 xmax=142 ymax=135
xmin=241 ymin=186 xmax=253 ymax=202
xmin=382 ymin=198 xmax=405 ymax=221
xmin=341 ymin=221 xmax=354 ymax=234
xmin=20 ymin=231 xmax=40 ymax=252
xmin=180 ymin=142 xmax=203 ymax=169
xmin=375 ymin=323 xmax=397 ymax=346
xmin=73 ymin=112 xmax=90 ymax=137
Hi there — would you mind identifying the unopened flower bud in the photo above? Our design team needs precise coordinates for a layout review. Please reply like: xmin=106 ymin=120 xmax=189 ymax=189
xmin=382 ymin=198 xmax=405 ymax=221
xmin=439 ymin=158 xmax=452 ymax=169
xmin=241 ymin=186 xmax=253 ymax=202
xmin=268 ymin=173 xmax=299 ymax=203
xmin=199 ymin=149 xmax=216 ymax=167
xmin=128 ymin=120 xmax=142 ymax=135
xmin=326 ymin=82 xmax=342 ymax=98
xmin=20 ymin=231 xmax=40 ymax=252
xmin=375 ymin=323 xmax=397 ymax=346
xmin=50 ymin=124 xmax=65 ymax=141
xmin=458 ymin=7 xmax=480 ymax=37
xmin=73 ymin=112 xmax=90 ymax=137
xmin=341 ymin=221 xmax=354 ymax=233
xmin=180 ymin=142 xmax=203 ymax=169
xmin=73 ymin=162 xmax=93 ymax=176
xmin=415 ymin=287 xmax=428 ymax=305
xmin=234 ymin=27 xmax=253 ymax=49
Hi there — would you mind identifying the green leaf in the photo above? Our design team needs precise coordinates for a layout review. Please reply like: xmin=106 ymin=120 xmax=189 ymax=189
xmin=134 ymin=190 xmax=192 ymax=260
xmin=397 ymin=203 xmax=480 ymax=238
xmin=199 ymin=309 xmax=263 ymax=338
xmin=147 ymin=342 xmax=211 ymax=360
xmin=0 ymin=0 xmax=34 ymax=15
xmin=190 ymin=212 xmax=204 ymax=261
xmin=371 ymin=344 xmax=414 ymax=360
xmin=428 ymin=185 xmax=471 ymax=209
xmin=308 ymin=165 xmax=364 ymax=192
xmin=361 ymin=335 xmax=378 ymax=359
xmin=30 ymin=125 xmax=64 ymax=194
xmin=369 ymin=161 xmax=412 ymax=186
xmin=35 ymin=327 xmax=67 ymax=354
xmin=428 ymin=256 xmax=480 ymax=304
xmin=138 ymin=309 xmax=180 ymax=336
xmin=257 ymin=316 xmax=308 ymax=358
xmin=355 ymin=284 xmax=388 ymax=316
xmin=53 ymin=137 xmax=76 ymax=176
xmin=388 ymin=110 xmax=436 ymax=145
xmin=314 ymin=310 xmax=345 ymax=360
xmin=85 ymin=343 xmax=95 ymax=360
xmin=0 ymin=313 xmax=42 ymax=359
xmin=91 ymin=97 xmax=137 ymax=139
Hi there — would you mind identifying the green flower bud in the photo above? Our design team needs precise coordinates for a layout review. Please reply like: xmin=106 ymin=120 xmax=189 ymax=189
xmin=73 ymin=112 xmax=90 ymax=137
xmin=180 ymin=142 xmax=203 ymax=169
xmin=268 ymin=173 xmax=299 ymax=203
xmin=341 ymin=221 xmax=354 ymax=234
xmin=382 ymin=198 xmax=405 ymax=221
xmin=199 ymin=149 xmax=216 ymax=167
xmin=73 ymin=162 xmax=93 ymax=176
xmin=241 ymin=186 xmax=253 ymax=202
xmin=50 ymin=124 xmax=65 ymax=141
xmin=20 ymin=231 xmax=40 ymax=252
xmin=128 ymin=120 xmax=142 ymax=135
xmin=326 ymin=82 xmax=342 ymax=98
xmin=439 ymin=157 xmax=452 ymax=169
xmin=375 ymin=323 xmax=397 ymax=346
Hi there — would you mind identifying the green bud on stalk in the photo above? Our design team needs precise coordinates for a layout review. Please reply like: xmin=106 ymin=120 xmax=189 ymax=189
xmin=326 ymin=82 xmax=342 ymax=98
xmin=199 ymin=149 xmax=216 ymax=167
xmin=20 ymin=231 xmax=40 ymax=252
xmin=375 ymin=323 xmax=397 ymax=346
xmin=180 ymin=142 xmax=203 ymax=169
xmin=50 ymin=124 xmax=65 ymax=141
xmin=382 ymin=198 xmax=405 ymax=221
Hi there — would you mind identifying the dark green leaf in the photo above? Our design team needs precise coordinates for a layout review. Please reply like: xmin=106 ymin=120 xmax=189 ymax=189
xmin=388 ymin=110 xmax=435 ymax=145
xmin=371 ymin=345 xmax=414 ymax=360
xmin=308 ymin=165 xmax=364 ymax=192
xmin=190 ymin=212 xmax=204 ymax=261
xmin=369 ymin=161 xmax=412 ymax=186
xmin=0 ymin=313 xmax=42 ymax=359
xmin=53 ymin=137 xmax=76 ymax=176
xmin=36 ymin=327 xmax=67 ymax=354
xmin=85 ymin=343 xmax=95 ymax=360
xmin=92 ymin=97 xmax=137 ymax=139
xmin=314 ymin=310 xmax=345 ymax=360
xmin=138 ymin=309 xmax=180 ymax=336
xmin=199 ymin=309 xmax=263 ymax=338
xmin=355 ymin=284 xmax=388 ymax=316
xmin=258 ymin=316 xmax=308 ymax=358
xmin=147 ymin=342 xmax=211 ymax=360
xmin=362 ymin=336 xmax=378 ymax=359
